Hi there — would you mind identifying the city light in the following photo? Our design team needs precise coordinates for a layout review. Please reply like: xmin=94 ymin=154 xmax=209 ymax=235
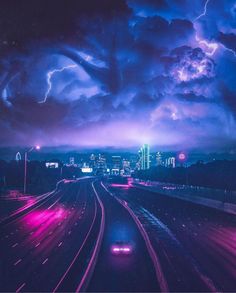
xmin=178 ymin=153 xmax=186 ymax=161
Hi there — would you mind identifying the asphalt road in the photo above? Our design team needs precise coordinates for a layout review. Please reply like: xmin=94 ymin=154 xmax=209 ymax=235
xmin=0 ymin=178 xmax=99 ymax=292
xmin=108 ymin=181 xmax=236 ymax=292
xmin=1 ymin=177 xmax=236 ymax=292
xmin=87 ymin=180 xmax=160 ymax=292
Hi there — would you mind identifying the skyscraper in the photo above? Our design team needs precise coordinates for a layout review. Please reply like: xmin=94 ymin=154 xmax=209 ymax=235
xmin=15 ymin=152 xmax=22 ymax=161
xmin=156 ymin=152 xmax=162 ymax=166
xmin=111 ymin=155 xmax=122 ymax=175
xmin=139 ymin=144 xmax=150 ymax=170
xmin=96 ymin=153 xmax=107 ymax=175
xmin=69 ymin=157 xmax=75 ymax=165
xmin=165 ymin=157 xmax=176 ymax=168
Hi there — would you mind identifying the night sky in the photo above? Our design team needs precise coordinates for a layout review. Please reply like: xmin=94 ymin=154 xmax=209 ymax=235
xmin=0 ymin=0 xmax=236 ymax=151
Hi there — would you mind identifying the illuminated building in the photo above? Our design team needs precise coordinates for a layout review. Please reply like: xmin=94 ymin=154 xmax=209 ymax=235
xmin=139 ymin=144 xmax=150 ymax=170
xmin=89 ymin=153 xmax=96 ymax=168
xmin=156 ymin=152 xmax=162 ymax=166
xmin=165 ymin=157 xmax=176 ymax=168
xmin=46 ymin=162 xmax=59 ymax=168
xmin=129 ymin=155 xmax=139 ymax=170
xmin=15 ymin=152 xmax=22 ymax=161
xmin=122 ymin=159 xmax=131 ymax=175
xmin=96 ymin=154 xmax=107 ymax=175
xmin=111 ymin=156 xmax=122 ymax=175
xmin=69 ymin=157 xmax=75 ymax=165
xmin=81 ymin=162 xmax=93 ymax=173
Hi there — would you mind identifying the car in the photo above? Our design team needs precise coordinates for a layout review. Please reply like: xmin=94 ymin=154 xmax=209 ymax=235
xmin=110 ymin=241 xmax=133 ymax=255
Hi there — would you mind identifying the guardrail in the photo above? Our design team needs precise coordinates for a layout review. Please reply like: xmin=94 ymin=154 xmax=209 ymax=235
xmin=133 ymin=179 xmax=236 ymax=215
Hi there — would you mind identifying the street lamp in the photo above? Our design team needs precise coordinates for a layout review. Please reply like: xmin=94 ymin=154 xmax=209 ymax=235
xmin=24 ymin=145 xmax=40 ymax=194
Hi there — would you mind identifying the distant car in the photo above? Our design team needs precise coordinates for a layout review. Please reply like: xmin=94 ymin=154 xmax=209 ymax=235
xmin=110 ymin=241 xmax=133 ymax=255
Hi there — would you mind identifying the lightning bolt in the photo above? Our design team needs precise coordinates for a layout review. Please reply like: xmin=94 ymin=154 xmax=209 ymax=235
xmin=195 ymin=35 xmax=219 ymax=56
xmin=193 ymin=0 xmax=236 ymax=58
xmin=220 ymin=44 xmax=236 ymax=57
xmin=194 ymin=0 xmax=211 ymax=21
xmin=39 ymin=64 xmax=77 ymax=103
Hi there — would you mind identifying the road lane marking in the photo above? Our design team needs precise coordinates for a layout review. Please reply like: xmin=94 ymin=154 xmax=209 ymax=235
xmin=42 ymin=258 xmax=48 ymax=265
xmin=16 ymin=282 xmax=26 ymax=293
xmin=35 ymin=242 xmax=40 ymax=247
xmin=76 ymin=181 xmax=105 ymax=293
xmin=14 ymin=259 xmax=22 ymax=266
xmin=12 ymin=243 xmax=18 ymax=248
xmin=58 ymin=241 xmax=63 ymax=247
xmin=53 ymin=183 xmax=100 ymax=293
xmin=100 ymin=182 xmax=169 ymax=292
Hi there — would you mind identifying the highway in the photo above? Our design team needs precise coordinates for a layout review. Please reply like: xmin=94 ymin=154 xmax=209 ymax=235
xmin=108 ymin=181 xmax=236 ymax=292
xmin=0 ymin=177 xmax=235 ymax=292
xmin=87 ymin=181 xmax=160 ymax=292
xmin=0 ymin=178 xmax=102 ymax=292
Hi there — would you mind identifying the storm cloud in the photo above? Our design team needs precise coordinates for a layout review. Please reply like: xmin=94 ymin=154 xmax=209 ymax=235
xmin=0 ymin=0 xmax=236 ymax=151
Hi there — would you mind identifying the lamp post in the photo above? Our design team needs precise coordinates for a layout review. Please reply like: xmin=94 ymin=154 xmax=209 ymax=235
xmin=24 ymin=145 xmax=40 ymax=194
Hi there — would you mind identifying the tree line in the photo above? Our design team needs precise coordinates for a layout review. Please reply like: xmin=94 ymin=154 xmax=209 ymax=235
xmin=0 ymin=160 xmax=82 ymax=195
xmin=135 ymin=160 xmax=236 ymax=191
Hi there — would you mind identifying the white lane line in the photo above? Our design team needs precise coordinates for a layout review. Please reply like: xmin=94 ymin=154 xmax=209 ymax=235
xmin=68 ymin=230 xmax=72 ymax=235
xmin=101 ymin=182 xmax=169 ymax=293
xmin=16 ymin=282 xmax=26 ymax=293
xmin=14 ymin=259 xmax=22 ymax=266
xmin=53 ymin=184 xmax=99 ymax=293
xmin=35 ymin=242 xmax=40 ymax=248
xmin=47 ymin=195 xmax=63 ymax=210
xmin=76 ymin=181 xmax=106 ymax=292
xmin=42 ymin=258 xmax=48 ymax=265
xmin=58 ymin=241 xmax=63 ymax=247
xmin=12 ymin=243 xmax=18 ymax=248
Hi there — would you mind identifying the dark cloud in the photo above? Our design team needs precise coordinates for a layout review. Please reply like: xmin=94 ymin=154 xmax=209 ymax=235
xmin=127 ymin=0 xmax=169 ymax=16
xmin=175 ymin=92 xmax=212 ymax=103
xmin=218 ymin=32 xmax=236 ymax=52
xmin=131 ymin=16 xmax=194 ymax=49
xmin=0 ymin=0 xmax=236 ymax=150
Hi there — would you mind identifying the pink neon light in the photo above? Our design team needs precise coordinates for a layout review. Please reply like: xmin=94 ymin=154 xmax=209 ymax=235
xmin=112 ymin=247 xmax=131 ymax=252
xmin=111 ymin=245 xmax=132 ymax=254
xmin=178 ymin=153 xmax=186 ymax=160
